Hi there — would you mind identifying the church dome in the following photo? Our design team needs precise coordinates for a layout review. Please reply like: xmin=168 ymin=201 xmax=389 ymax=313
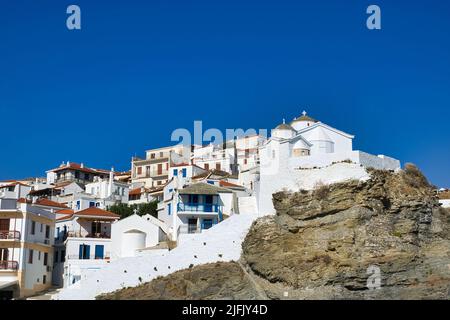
xmin=272 ymin=119 xmax=296 ymax=139
xmin=290 ymin=111 xmax=318 ymax=131
xmin=275 ymin=123 xmax=296 ymax=131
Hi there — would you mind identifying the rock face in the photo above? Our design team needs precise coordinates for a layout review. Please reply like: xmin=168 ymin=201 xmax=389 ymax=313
xmin=98 ymin=166 xmax=450 ymax=300
xmin=242 ymin=166 xmax=450 ymax=299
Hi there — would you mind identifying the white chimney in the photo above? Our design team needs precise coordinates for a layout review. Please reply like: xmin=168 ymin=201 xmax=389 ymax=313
xmin=108 ymin=168 xmax=114 ymax=196
xmin=80 ymin=163 xmax=84 ymax=168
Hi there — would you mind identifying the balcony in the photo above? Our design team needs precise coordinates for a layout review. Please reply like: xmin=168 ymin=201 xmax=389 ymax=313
xmin=0 ymin=230 xmax=20 ymax=240
xmin=0 ymin=261 xmax=18 ymax=270
xmin=67 ymin=253 xmax=111 ymax=260
xmin=67 ymin=231 xmax=111 ymax=239
xmin=177 ymin=202 xmax=221 ymax=213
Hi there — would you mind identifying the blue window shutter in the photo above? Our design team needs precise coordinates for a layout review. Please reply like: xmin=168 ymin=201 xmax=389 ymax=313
xmin=173 ymin=169 xmax=178 ymax=176
xmin=79 ymin=245 xmax=83 ymax=259
xmin=95 ymin=245 xmax=104 ymax=259
xmin=182 ymin=168 xmax=187 ymax=177
xmin=168 ymin=203 xmax=171 ymax=215
xmin=85 ymin=245 xmax=90 ymax=259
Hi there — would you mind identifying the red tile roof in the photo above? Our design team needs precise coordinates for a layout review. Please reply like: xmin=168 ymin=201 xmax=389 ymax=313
xmin=74 ymin=207 xmax=119 ymax=219
xmin=56 ymin=209 xmax=74 ymax=215
xmin=35 ymin=198 xmax=69 ymax=209
xmin=56 ymin=214 xmax=74 ymax=221
xmin=48 ymin=162 xmax=112 ymax=175
xmin=129 ymin=188 xmax=144 ymax=196
xmin=219 ymin=180 xmax=244 ymax=188
xmin=55 ymin=209 xmax=75 ymax=221
xmin=0 ymin=182 xmax=30 ymax=188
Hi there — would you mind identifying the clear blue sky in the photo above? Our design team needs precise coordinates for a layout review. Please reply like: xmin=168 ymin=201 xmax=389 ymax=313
xmin=1 ymin=0 xmax=449 ymax=186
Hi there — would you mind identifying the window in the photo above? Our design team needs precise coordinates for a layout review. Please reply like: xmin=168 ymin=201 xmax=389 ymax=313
xmin=43 ymin=275 xmax=47 ymax=285
xmin=216 ymin=163 xmax=221 ymax=170
xmin=95 ymin=245 xmax=104 ymax=259
xmin=150 ymin=153 xmax=155 ymax=159
xmin=159 ymin=152 xmax=164 ymax=157
xmin=79 ymin=244 xmax=90 ymax=259
xmin=157 ymin=181 xmax=162 ymax=185
xmin=137 ymin=167 xmax=142 ymax=175
xmin=55 ymin=251 xmax=59 ymax=264
xmin=91 ymin=222 xmax=101 ymax=235
xmin=61 ymin=250 xmax=66 ymax=262
xmin=43 ymin=252 xmax=48 ymax=266
xmin=75 ymin=171 xmax=80 ymax=179
xmin=84 ymin=173 xmax=90 ymax=181
xmin=157 ymin=163 xmax=163 ymax=175
xmin=204 ymin=163 xmax=209 ymax=170
xmin=0 ymin=219 xmax=9 ymax=231
xmin=146 ymin=166 xmax=150 ymax=176
xmin=56 ymin=227 xmax=60 ymax=240
xmin=31 ymin=221 xmax=36 ymax=235
xmin=168 ymin=203 xmax=171 ymax=216
xmin=173 ymin=169 xmax=178 ymax=176
xmin=202 ymin=219 xmax=213 ymax=230
xmin=45 ymin=225 xmax=50 ymax=239
xmin=38 ymin=251 xmax=41 ymax=260
xmin=76 ymin=200 xmax=80 ymax=210
xmin=28 ymin=249 xmax=34 ymax=264
xmin=89 ymin=202 xmax=95 ymax=208
xmin=0 ymin=248 xmax=9 ymax=261
xmin=40 ymin=223 xmax=43 ymax=233
xmin=244 ymin=159 xmax=248 ymax=165
xmin=182 ymin=168 xmax=187 ymax=177
xmin=189 ymin=194 xmax=199 ymax=204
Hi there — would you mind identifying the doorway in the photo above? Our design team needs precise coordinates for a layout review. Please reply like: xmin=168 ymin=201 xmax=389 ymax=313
xmin=188 ymin=218 xmax=198 ymax=233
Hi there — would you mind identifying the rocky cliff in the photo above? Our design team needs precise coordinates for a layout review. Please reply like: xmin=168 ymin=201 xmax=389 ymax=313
xmin=99 ymin=165 xmax=450 ymax=300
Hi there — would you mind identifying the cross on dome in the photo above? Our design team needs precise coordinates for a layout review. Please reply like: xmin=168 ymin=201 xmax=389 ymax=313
xmin=282 ymin=118 xmax=285 ymax=124
xmin=302 ymin=110 xmax=307 ymax=116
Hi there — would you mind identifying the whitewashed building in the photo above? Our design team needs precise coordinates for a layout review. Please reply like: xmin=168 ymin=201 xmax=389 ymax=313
xmin=158 ymin=182 xmax=239 ymax=241
xmin=192 ymin=142 xmax=238 ymax=175
xmin=84 ymin=169 xmax=129 ymax=208
xmin=0 ymin=182 xmax=32 ymax=200
xmin=110 ymin=214 xmax=168 ymax=259
xmin=257 ymin=111 xmax=401 ymax=215
xmin=52 ymin=207 xmax=119 ymax=288
xmin=131 ymin=145 xmax=190 ymax=189
xmin=0 ymin=197 xmax=55 ymax=299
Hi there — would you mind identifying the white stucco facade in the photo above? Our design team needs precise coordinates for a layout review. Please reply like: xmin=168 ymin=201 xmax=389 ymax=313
xmin=110 ymin=214 xmax=166 ymax=259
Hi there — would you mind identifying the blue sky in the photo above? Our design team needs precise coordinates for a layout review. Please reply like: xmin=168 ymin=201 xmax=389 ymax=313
xmin=1 ymin=0 xmax=449 ymax=186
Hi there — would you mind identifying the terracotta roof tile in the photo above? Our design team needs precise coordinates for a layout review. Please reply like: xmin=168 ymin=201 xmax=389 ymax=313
xmin=35 ymin=198 xmax=69 ymax=209
xmin=74 ymin=207 xmax=119 ymax=219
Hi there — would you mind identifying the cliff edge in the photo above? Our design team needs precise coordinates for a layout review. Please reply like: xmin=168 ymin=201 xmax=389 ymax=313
xmin=99 ymin=165 xmax=450 ymax=299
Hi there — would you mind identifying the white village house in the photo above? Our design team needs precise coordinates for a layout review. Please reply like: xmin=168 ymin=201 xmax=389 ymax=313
xmin=0 ymin=197 xmax=56 ymax=299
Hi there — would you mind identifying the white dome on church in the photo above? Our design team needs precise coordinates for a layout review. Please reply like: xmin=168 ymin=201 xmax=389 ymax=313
xmin=290 ymin=111 xmax=318 ymax=131
xmin=271 ymin=119 xmax=296 ymax=139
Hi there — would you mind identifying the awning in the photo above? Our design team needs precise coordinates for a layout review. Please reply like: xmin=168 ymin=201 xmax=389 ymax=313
xmin=0 ymin=280 xmax=18 ymax=290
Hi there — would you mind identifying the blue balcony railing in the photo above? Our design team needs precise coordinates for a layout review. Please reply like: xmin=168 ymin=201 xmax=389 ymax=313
xmin=177 ymin=202 xmax=221 ymax=213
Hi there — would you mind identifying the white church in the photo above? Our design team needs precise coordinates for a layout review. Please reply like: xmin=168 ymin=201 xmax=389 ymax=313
xmin=257 ymin=111 xmax=400 ymax=215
